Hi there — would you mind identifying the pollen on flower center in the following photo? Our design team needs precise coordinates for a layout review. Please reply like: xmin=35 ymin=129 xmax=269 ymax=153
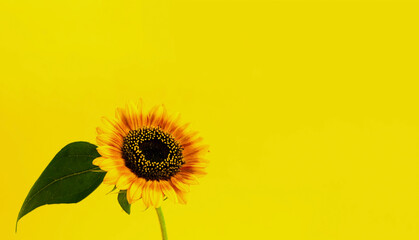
xmin=121 ymin=127 xmax=184 ymax=181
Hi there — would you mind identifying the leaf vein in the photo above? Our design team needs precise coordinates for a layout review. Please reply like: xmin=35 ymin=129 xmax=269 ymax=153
xmin=24 ymin=167 xmax=102 ymax=206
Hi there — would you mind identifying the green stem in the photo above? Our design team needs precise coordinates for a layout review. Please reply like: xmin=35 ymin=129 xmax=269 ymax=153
xmin=155 ymin=207 xmax=168 ymax=240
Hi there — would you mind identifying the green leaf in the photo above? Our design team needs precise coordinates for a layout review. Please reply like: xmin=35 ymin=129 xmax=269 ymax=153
xmin=118 ymin=190 xmax=131 ymax=215
xmin=17 ymin=141 xmax=106 ymax=229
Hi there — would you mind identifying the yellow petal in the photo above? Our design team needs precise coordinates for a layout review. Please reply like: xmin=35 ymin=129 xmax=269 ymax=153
xmin=96 ymin=127 xmax=105 ymax=134
xmin=134 ymin=101 xmax=144 ymax=129
xmin=177 ymin=191 xmax=188 ymax=205
xmin=154 ymin=105 xmax=168 ymax=128
xmin=97 ymin=146 xmax=122 ymax=158
xmin=103 ymin=169 xmax=120 ymax=185
xmin=127 ymin=102 xmax=141 ymax=130
xmin=142 ymin=181 xmax=153 ymax=207
xmin=128 ymin=178 xmax=146 ymax=203
xmin=116 ymin=171 xmax=136 ymax=190
xmin=150 ymin=181 xmax=163 ymax=208
xmin=177 ymin=192 xmax=188 ymax=204
xmin=92 ymin=157 xmax=105 ymax=166
xmin=102 ymin=116 xmax=129 ymax=137
xmin=96 ymin=134 xmax=123 ymax=148
xmin=99 ymin=158 xmax=125 ymax=171
xmin=120 ymin=105 xmax=132 ymax=130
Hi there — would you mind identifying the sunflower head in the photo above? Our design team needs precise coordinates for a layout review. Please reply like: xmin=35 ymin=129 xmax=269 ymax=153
xmin=93 ymin=101 xmax=208 ymax=208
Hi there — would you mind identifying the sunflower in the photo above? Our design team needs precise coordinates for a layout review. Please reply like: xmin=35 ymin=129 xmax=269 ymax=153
xmin=93 ymin=101 xmax=208 ymax=208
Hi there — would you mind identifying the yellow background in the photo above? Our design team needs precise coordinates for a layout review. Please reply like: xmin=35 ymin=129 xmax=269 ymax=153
xmin=1 ymin=0 xmax=419 ymax=239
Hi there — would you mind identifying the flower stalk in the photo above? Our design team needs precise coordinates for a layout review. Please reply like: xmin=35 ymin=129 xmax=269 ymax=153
xmin=156 ymin=207 xmax=168 ymax=240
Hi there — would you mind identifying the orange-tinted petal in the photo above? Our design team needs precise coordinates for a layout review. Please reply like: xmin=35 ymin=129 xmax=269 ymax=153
xmin=181 ymin=161 xmax=208 ymax=168
xmin=132 ymin=99 xmax=144 ymax=128
xmin=161 ymin=181 xmax=178 ymax=203
xmin=115 ymin=107 xmax=132 ymax=130
xmin=182 ymin=137 xmax=204 ymax=148
xmin=178 ymin=131 xmax=199 ymax=145
xmin=173 ymin=122 xmax=190 ymax=139
xmin=171 ymin=176 xmax=190 ymax=192
xmin=171 ymin=182 xmax=188 ymax=205
xmin=146 ymin=105 xmax=160 ymax=126
xmin=166 ymin=113 xmax=182 ymax=133
xmin=176 ymin=172 xmax=199 ymax=185
xmin=180 ymin=165 xmax=207 ymax=177
xmin=183 ymin=145 xmax=209 ymax=158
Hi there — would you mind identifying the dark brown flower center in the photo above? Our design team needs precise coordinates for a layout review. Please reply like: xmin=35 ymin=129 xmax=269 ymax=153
xmin=121 ymin=127 xmax=184 ymax=180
